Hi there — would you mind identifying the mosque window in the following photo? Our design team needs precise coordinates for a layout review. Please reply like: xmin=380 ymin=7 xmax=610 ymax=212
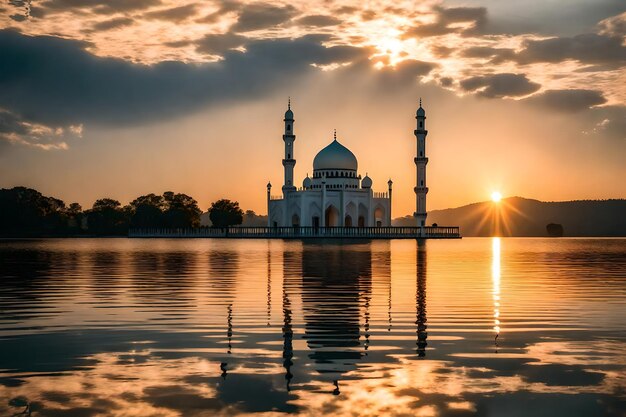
xmin=419 ymin=121 xmax=423 ymax=128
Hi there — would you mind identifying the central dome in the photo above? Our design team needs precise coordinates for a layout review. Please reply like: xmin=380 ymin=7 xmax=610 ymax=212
xmin=313 ymin=139 xmax=358 ymax=171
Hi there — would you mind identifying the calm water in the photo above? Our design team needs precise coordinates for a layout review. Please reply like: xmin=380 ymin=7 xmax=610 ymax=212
xmin=1 ymin=238 xmax=625 ymax=416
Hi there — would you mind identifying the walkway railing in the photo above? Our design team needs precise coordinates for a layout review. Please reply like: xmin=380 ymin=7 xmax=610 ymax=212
xmin=129 ymin=226 xmax=461 ymax=239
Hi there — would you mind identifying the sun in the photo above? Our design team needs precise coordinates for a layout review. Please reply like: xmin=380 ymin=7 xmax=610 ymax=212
xmin=491 ymin=191 xmax=502 ymax=203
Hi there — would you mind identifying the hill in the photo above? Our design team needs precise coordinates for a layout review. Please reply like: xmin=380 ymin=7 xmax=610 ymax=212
xmin=393 ymin=197 xmax=626 ymax=237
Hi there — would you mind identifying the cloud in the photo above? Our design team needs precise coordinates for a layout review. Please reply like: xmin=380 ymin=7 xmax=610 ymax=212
xmin=144 ymin=4 xmax=199 ymax=22
xmin=516 ymin=33 xmax=626 ymax=64
xmin=588 ymin=105 xmax=626 ymax=140
xmin=195 ymin=32 xmax=248 ymax=56
xmin=525 ymin=89 xmax=607 ymax=112
xmin=461 ymin=46 xmax=516 ymax=64
xmin=460 ymin=73 xmax=541 ymax=98
xmin=403 ymin=6 xmax=487 ymax=38
xmin=296 ymin=15 xmax=342 ymax=27
xmin=598 ymin=11 xmax=626 ymax=37
xmin=0 ymin=29 xmax=370 ymax=132
xmin=231 ymin=3 xmax=297 ymax=32
xmin=0 ymin=109 xmax=75 ymax=151
xmin=40 ymin=0 xmax=162 ymax=15
xmin=91 ymin=17 xmax=134 ymax=31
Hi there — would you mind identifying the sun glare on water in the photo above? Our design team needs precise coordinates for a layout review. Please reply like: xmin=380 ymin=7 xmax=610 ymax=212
xmin=491 ymin=192 xmax=502 ymax=203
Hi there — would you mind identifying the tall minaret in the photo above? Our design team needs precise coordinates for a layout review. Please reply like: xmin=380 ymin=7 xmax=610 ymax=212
xmin=282 ymin=98 xmax=296 ymax=194
xmin=414 ymin=98 xmax=428 ymax=229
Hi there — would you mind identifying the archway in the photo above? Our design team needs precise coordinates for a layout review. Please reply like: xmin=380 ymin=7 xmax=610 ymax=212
xmin=358 ymin=203 xmax=368 ymax=228
xmin=344 ymin=215 xmax=353 ymax=227
xmin=291 ymin=214 xmax=300 ymax=226
xmin=270 ymin=207 xmax=282 ymax=228
xmin=325 ymin=205 xmax=340 ymax=227
xmin=374 ymin=206 xmax=385 ymax=227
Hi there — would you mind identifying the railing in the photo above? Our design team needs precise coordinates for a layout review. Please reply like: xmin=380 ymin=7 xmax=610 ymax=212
xmin=129 ymin=226 xmax=461 ymax=239
xmin=373 ymin=192 xmax=389 ymax=199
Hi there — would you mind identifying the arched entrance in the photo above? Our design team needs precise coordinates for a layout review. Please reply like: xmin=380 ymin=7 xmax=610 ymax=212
xmin=374 ymin=206 xmax=385 ymax=227
xmin=325 ymin=205 xmax=340 ymax=227
xmin=291 ymin=214 xmax=300 ymax=226
xmin=344 ymin=215 xmax=352 ymax=227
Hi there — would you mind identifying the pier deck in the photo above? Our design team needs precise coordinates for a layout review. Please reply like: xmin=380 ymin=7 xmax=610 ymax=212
xmin=129 ymin=226 xmax=461 ymax=239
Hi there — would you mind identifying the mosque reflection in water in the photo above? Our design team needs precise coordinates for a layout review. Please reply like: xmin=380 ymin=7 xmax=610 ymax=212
xmin=278 ymin=241 xmax=428 ymax=393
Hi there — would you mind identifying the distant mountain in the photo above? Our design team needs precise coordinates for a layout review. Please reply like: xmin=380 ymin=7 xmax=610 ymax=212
xmin=393 ymin=197 xmax=626 ymax=237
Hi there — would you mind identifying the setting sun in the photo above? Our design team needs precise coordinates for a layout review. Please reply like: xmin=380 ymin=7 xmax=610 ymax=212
xmin=491 ymin=191 xmax=502 ymax=202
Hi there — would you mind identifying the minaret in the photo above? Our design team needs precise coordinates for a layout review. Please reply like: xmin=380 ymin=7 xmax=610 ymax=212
xmin=282 ymin=98 xmax=296 ymax=194
xmin=266 ymin=181 xmax=272 ymax=227
xmin=387 ymin=179 xmax=393 ymax=226
xmin=414 ymin=98 xmax=429 ymax=229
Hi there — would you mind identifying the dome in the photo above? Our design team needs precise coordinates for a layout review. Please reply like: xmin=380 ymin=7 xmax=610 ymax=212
xmin=303 ymin=175 xmax=312 ymax=188
xmin=313 ymin=139 xmax=358 ymax=171
xmin=284 ymin=109 xmax=294 ymax=120
xmin=416 ymin=106 xmax=425 ymax=117
xmin=361 ymin=174 xmax=372 ymax=188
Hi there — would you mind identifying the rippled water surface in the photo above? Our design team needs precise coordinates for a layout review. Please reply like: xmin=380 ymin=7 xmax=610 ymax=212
xmin=1 ymin=238 xmax=625 ymax=416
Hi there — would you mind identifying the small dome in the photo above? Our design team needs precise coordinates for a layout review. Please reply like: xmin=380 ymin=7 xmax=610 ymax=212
xmin=284 ymin=108 xmax=294 ymax=120
xmin=303 ymin=175 xmax=312 ymax=188
xmin=416 ymin=106 xmax=425 ymax=117
xmin=313 ymin=138 xmax=358 ymax=171
xmin=361 ymin=174 xmax=372 ymax=188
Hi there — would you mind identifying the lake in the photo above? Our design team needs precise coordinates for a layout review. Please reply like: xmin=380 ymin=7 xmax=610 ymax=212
xmin=1 ymin=238 xmax=625 ymax=416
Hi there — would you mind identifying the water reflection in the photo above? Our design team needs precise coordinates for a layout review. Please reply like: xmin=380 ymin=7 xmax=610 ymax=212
xmin=492 ymin=237 xmax=501 ymax=348
xmin=301 ymin=243 xmax=371 ymax=379
xmin=416 ymin=241 xmax=427 ymax=357
xmin=0 ymin=238 xmax=624 ymax=416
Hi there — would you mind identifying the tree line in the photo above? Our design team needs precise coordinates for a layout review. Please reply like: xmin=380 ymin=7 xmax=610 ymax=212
xmin=0 ymin=186 xmax=248 ymax=237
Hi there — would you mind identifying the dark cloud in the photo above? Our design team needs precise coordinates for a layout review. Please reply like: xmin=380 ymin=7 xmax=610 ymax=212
xmin=296 ymin=14 xmax=342 ymax=27
xmin=430 ymin=45 xmax=455 ymax=58
xmin=0 ymin=29 xmax=369 ymax=131
xmin=40 ymin=0 xmax=162 ymax=15
xmin=144 ymin=4 xmax=198 ymax=22
xmin=516 ymin=33 xmax=626 ymax=64
xmin=525 ymin=89 xmax=607 ymax=112
xmin=195 ymin=0 xmax=240 ymax=24
xmin=91 ymin=17 xmax=134 ymax=31
xmin=460 ymin=73 xmax=540 ymax=98
xmin=394 ymin=59 xmax=438 ymax=77
xmin=231 ymin=3 xmax=297 ymax=32
xmin=403 ymin=6 xmax=487 ymax=38
xmin=461 ymin=46 xmax=516 ymax=64
xmin=195 ymin=32 xmax=248 ymax=55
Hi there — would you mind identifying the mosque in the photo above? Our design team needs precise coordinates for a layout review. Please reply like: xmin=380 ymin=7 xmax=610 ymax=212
xmin=267 ymin=100 xmax=430 ymax=229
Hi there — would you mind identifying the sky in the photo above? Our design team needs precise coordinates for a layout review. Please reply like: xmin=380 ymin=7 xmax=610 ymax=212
xmin=0 ymin=0 xmax=625 ymax=215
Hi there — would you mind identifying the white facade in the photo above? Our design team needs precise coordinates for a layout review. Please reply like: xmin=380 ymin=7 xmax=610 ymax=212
xmin=267 ymin=103 xmax=392 ymax=228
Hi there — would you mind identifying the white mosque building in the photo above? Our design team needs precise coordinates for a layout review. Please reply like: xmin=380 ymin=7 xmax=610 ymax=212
xmin=267 ymin=100 xmax=430 ymax=229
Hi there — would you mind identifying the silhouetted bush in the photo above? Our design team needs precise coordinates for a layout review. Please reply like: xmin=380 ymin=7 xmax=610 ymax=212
xmin=546 ymin=223 xmax=564 ymax=237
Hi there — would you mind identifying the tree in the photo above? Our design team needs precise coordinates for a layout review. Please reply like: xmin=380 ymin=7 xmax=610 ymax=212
xmin=86 ymin=198 xmax=129 ymax=235
xmin=65 ymin=202 xmax=84 ymax=230
xmin=162 ymin=192 xmax=202 ymax=228
xmin=129 ymin=193 xmax=165 ymax=228
xmin=208 ymin=199 xmax=244 ymax=227
xmin=0 ymin=186 xmax=69 ymax=236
